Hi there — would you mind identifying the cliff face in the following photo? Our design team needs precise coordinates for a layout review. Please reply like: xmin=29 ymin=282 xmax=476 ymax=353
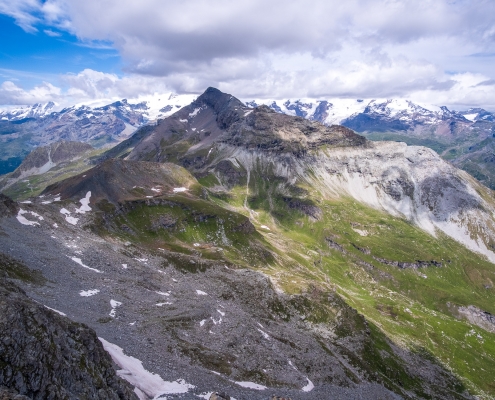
xmin=0 ymin=275 xmax=137 ymax=400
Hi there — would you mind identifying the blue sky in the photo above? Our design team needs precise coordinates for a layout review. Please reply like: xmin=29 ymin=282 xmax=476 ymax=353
xmin=1 ymin=0 xmax=495 ymax=110
xmin=0 ymin=13 xmax=120 ymax=87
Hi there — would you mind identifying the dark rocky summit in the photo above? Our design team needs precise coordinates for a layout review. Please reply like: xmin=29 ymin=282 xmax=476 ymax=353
xmin=127 ymin=87 xmax=367 ymax=166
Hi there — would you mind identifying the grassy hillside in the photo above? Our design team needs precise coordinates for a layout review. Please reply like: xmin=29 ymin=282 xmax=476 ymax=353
xmin=195 ymin=164 xmax=495 ymax=398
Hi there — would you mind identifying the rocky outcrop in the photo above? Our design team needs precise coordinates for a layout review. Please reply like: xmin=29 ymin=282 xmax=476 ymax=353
xmin=0 ymin=278 xmax=137 ymax=399
xmin=0 ymin=195 xmax=18 ymax=218
xmin=458 ymin=305 xmax=495 ymax=333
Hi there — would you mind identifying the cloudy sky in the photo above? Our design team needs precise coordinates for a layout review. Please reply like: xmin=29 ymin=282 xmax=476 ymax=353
xmin=1 ymin=0 xmax=495 ymax=109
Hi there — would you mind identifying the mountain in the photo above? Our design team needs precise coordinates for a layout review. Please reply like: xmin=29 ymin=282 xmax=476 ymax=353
xmin=0 ymin=141 xmax=99 ymax=200
xmin=0 ymin=101 xmax=57 ymax=121
xmin=0 ymin=94 xmax=197 ymax=176
xmin=2 ymin=87 xmax=495 ymax=398
xmin=3 ymin=94 xmax=495 ymax=192
xmin=250 ymin=98 xmax=495 ymax=190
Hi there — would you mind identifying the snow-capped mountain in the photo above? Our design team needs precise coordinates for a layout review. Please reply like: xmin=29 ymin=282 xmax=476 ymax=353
xmin=2 ymin=94 xmax=495 ymax=189
xmin=0 ymin=94 xmax=198 ymax=174
xmin=245 ymin=98 xmax=369 ymax=125
xmin=246 ymin=97 xmax=494 ymax=129
xmin=0 ymin=101 xmax=57 ymax=121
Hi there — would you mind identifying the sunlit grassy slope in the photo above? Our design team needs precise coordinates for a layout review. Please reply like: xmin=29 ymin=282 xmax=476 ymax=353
xmin=197 ymin=169 xmax=495 ymax=398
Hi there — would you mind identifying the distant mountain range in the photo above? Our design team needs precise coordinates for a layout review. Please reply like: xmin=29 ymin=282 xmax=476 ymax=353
xmin=2 ymin=95 xmax=495 ymax=188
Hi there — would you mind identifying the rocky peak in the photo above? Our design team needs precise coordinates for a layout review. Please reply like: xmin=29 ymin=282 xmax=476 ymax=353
xmin=191 ymin=87 xmax=247 ymax=129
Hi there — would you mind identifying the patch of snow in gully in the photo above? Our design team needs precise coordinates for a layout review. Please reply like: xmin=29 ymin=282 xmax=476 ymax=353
xmin=99 ymin=338 xmax=195 ymax=397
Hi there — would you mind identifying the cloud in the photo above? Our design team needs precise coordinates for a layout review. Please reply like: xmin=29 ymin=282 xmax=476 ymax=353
xmin=1 ymin=67 xmax=495 ymax=111
xmin=44 ymin=29 xmax=61 ymax=37
xmin=1 ymin=0 xmax=495 ymax=107
xmin=0 ymin=80 xmax=61 ymax=104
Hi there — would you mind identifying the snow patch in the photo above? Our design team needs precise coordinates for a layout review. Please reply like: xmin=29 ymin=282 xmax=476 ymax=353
xmin=156 ymin=291 xmax=170 ymax=296
xmin=302 ymin=378 xmax=315 ymax=392
xmin=99 ymin=338 xmax=196 ymax=398
xmin=257 ymin=328 xmax=270 ymax=340
xmin=196 ymin=290 xmax=207 ymax=296
xmin=69 ymin=256 xmax=102 ymax=273
xmin=122 ymin=264 xmax=128 ymax=269
xmin=80 ymin=289 xmax=99 ymax=297
xmin=173 ymin=187 xmax=188 ymax=193
xmin=60 ymin=208 xmax=79 ymax=225
xmin=260 ymin=225 xmax=270 ymax=230
xmin=233 ymin=381 xmax=267 ymax=391
xmin=179 ymin=119 xmax=188 ymax=123
xmin=16 ymin=209 xmax=40 ymax=226
xmin=156 ymin=302 xmax=172 ymax=306
xmin=200 ymin=319 xmax=208 ymax=327
xmin=463 ymin=113 xmax=478 ymax=122
xmin=189 ymin=108 xmax=200 ymax=118
xmin=44 ymin=305 xmax=66 ymax=316
xmin=109 ymin=299 xmax=122 ymax=317
xmin=75 ymin=191 xmax=91 ymax=214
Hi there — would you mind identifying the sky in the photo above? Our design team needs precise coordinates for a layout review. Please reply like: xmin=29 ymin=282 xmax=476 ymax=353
xmin=1 ymin=0 xmax=495 ymax=110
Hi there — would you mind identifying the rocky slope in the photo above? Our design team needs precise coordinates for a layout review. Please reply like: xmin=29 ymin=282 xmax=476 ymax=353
xmin=0 ymin=173 xmax=471 ymax=399
xmin=248 ymin=98 xmax=495 ymax=190
xmin=0 ymin=253 xmax=137 ymax=399
xmin=10 ymin=141 xmax=93 ymax=179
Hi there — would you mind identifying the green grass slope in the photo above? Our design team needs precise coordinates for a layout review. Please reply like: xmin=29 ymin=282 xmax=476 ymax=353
xmin=198 ymin=163 xmax=495 ymax=398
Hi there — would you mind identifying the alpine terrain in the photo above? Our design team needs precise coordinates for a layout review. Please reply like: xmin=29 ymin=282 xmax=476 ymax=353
xmin=1 ymin=88 xmax=495 ymax=399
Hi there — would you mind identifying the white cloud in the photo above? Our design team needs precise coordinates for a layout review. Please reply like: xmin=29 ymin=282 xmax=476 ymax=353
xmin=43 ymin=29 xmax=61 ymax=37
xmin=0 ymin=81 xmax=61 ymax=105
xmin=0 ymin=0 xmax=495 ymax=108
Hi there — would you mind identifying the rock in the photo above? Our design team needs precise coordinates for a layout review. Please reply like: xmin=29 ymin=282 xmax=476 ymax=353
xmin=458 ymin=305 xmax=495 ymax=333
xmin=0 ymin=195 xmax=18 ymax=218
xmin=0 ymin=386 xmax=30 ymax=400
xmin=0 ymin=278 xmax=137 ymax=400
xmin=208 ymin=392 xmax=230 ymax=400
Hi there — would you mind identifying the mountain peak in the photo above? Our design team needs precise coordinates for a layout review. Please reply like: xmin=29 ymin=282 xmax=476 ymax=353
xmin=195 ymin=87 xmax=245 ymax=111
